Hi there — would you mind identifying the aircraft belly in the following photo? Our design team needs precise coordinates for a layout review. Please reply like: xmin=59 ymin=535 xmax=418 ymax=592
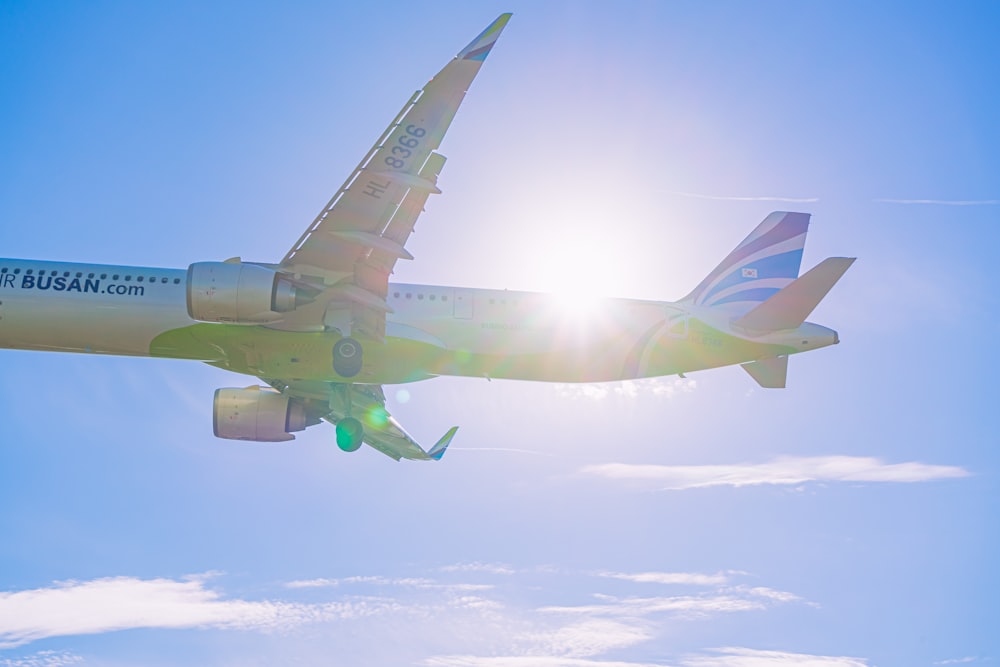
xmin=0 ymin=288 xmax=191 ymax=357
xmin=153 ymin=324 xmax=447 ymax=384
xmin=427 ymin=318 xmax=790 ymax=383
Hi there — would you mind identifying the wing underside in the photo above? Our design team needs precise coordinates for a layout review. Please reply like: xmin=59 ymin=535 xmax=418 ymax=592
xmin=275 ymin=13 xmax=512 ymax=341
xmin=264 ymin=378 xmax=456 ymax=461
xmin=216 ymin=16 xmax=512 ymax=459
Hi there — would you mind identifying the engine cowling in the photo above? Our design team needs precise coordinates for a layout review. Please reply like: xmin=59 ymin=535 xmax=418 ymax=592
xmin=187 ymin=261 xmax=305 ymax=324
xmin=213 ymin=387 xmax=307 ymax=442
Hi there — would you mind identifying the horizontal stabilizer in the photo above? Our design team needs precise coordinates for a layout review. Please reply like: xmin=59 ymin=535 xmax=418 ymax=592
xmin=741 ymin=356 xmax=788 ymax=388
xmin=427 ymin=426 xmax=459 ymax=461
xmin=733 ymin=257 xmax=855 ymax=333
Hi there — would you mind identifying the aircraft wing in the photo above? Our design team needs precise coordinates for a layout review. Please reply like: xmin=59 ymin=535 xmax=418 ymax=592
xmin=277 ymin=13 xmax=511 ymax=340
xmin=264 ymin=378 xmax=457 ymax=461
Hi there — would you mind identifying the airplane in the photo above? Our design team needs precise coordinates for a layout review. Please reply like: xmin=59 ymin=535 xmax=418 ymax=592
xmin=0 ymin=14 xmax=854 ymax=461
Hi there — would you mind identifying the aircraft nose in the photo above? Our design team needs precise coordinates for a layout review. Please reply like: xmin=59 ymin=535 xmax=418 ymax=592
xmin=834 ymin=330 xmax=840 ymax=345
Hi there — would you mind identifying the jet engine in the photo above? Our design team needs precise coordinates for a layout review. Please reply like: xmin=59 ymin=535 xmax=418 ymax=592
xmin=187 ymin=261 xmax=309 ymax=324
xmin=213 ymin=387 xmax=307 ymax=442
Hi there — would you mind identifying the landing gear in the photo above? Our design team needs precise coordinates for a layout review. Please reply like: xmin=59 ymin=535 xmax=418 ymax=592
xmin=336 ymin=417 xmax=364 ymax=452
xmin=333 ymin=337 xmax=363 ymax=377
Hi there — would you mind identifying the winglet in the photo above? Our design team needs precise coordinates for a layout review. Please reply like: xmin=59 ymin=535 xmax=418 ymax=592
xmin=457 ymin=13 xmax=512 ymax=61
xmin=427 ymin=426 xmax=459 ymax=461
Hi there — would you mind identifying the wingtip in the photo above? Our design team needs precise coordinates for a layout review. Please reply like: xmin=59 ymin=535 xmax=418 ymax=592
xmin=457 ymin=13 xmax=512 ymax=61
xmin=428 ymin=426 xmax=459 ymax=461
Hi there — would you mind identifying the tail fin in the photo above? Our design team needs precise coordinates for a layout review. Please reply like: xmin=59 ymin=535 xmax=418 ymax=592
xmin=682 ymin=212 xmax=810 ymax=311
xmin=733 ymin=257 xmax=855 ymax=334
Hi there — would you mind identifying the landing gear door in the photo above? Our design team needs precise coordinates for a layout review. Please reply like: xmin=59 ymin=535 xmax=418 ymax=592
xmin=453 ymin=289 xmax=473 ymax=319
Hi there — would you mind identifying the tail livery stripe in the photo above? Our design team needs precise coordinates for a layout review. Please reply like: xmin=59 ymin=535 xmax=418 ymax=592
xmin=701 ymin=249 xmax=804 ymax=303
xmin=682 ymin=212 xmax=810 ymax=309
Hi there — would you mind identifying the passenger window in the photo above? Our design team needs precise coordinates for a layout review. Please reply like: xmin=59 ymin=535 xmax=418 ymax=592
xmin=161 ymin=277 xmax=168 ymax=283
xmin=113 ymin=274 xmax=119 ymax=280
xmin=26 ymin=269 xmax=33 ymax=275
xmin=406 ymin=293 xmax=412 ymax=299
xmin=75 ymin=272 xmax=82 ymax=278
xmin=125 ymin=276 xmax=131 ymax=281
xmin=88 ymin=273 xmax=94 ymax=279
xmin=137 ymin=276 xmax=144 ymax=282
xmin=63 ymin=271 xmax=70 ymax=277
xmin=0 ymin=268 xmax=6 ymax=273
xmin=393 ymin=292 xmax=400 ymax=298
xmin=14 ymin=268 xmax=20 ymax=274
xmin=418 ymin=294 xmax=423 ymax=300
xmin=101 ymin=274 xmax=107 ymax=279
xmin=442 ymin=295 xmax=448 ymax=301
xmin=173 ymin=278 xmax=180 ymax=284
xmin=430 ymin=295 xmax=436 ymax=301
xmin=39 ymin=270 xmax=46 ymax=276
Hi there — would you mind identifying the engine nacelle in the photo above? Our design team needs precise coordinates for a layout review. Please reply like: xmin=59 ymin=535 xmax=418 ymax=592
xmin=213 ymin=387 xmax=307 ymax=442
xmin=187 ymin=261 xmax=305 ymax=324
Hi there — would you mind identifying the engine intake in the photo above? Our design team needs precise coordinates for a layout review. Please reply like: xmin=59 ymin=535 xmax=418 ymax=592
xmin=213 ymin=387 xmax=307 ymax=442
xmin=187 ymin=261 xmax=308 ymax=324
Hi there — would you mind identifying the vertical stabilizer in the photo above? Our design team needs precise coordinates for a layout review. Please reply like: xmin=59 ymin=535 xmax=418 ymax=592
xmin=682 ymin=212 xmax=810 ymax=312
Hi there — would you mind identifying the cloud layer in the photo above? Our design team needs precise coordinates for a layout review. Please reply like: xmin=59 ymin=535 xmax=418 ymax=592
xmin=581 ymin=456 xmax=970 ymax=490
xmin=0 ymin=575 xmax=383 ymax=649
xmin=0 ymin=566 xmax=818 ymax=664
xmin=680 ymin=647 xmax=870 ymax=667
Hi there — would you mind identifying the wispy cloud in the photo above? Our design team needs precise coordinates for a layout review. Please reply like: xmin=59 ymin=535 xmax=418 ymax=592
xmin=424 ymin=618 xmax=659 ymax=667
xmin=667 ymin=191 xmax=819 ymax=203
xmin=439 ymin=562 xmax=516 ymax=576
xmin=596 ymin=571 xmax=730 ymax=586
xmin=519 ymin=619 xmax=653 ymax=659
xmin=539 ymin=593 xmax=771 ymax=619
xmin=680 ymin=647 xmax=871 ymax=666
xmin=875 ymin=198 xmax=999 ymax=206
xmin=423 ymin=657 xmax=664 ymax=667
xmin=0 ymin=575 xmax=390 ymax=649
xmin=286 ymin=576 xmax=493 ymax=592
xmin=426 ymin=643 xmax=869 ymax=667
xmin=581 ymin=456 xmax=970 ymax=490
xmin=736 ymin=586 xmax=807 ymax=605
xmin=0 ymin=652 xmax=83 ymax=667
xmin=935 ymin=658 xmax=981 ymax=665
xmin=0 ymin=566 xmax=837 ymax=667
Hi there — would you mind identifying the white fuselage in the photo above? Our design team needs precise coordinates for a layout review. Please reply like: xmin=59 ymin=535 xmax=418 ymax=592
xmin=0 ymin=258 xmax=835 ymax=385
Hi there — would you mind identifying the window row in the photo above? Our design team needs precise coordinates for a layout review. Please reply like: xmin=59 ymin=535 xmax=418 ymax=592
xmin=392 ymin=291 xmax=448 ymax=302
xmin=0 ymin=267 xmax=181 ymax=284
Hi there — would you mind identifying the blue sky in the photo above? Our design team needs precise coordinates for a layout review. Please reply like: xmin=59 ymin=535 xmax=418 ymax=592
xmin=1 ymin=2 xmax=998 ymax=666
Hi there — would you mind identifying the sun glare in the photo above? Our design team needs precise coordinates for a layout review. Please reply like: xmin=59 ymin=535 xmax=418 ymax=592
xmin=548 ymin=289 xmax=603 ymax=322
